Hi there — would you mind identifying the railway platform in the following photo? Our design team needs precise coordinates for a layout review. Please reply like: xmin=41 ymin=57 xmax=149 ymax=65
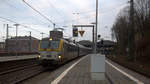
xmin=0 ymin=55 xmax=38 ymax=62
xmin=51 ymin=55 xmax=109 ymax=84
xmin=20 ymin=53 xmax=150 ymax=84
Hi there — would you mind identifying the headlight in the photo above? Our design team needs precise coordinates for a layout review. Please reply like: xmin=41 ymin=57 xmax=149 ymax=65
xmin=58 ymin=55 xmax=61 ymax=59
xmin=49 ymin=38 xmax=52 ymax=41
xmin=38 ymin=55 xmax=41 ymax=58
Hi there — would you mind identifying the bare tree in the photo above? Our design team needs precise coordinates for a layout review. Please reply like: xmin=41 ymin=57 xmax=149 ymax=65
xmin=111 ymin=0 xmax=150 ymax=61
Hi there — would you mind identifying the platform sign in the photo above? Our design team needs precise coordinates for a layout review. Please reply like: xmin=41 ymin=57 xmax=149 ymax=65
xmin=73 ymin=27 xmax=78 ymax=37
xmin=79 ymin=30 xmax=85 ymax=37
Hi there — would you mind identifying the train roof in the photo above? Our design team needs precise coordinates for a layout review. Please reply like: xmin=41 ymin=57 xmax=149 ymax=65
xmin=62 ymin=38 xmax=92 ymax=49
xmin=41 ymin=38 xmax=92 ymax=50
xmin=77 ymin=43 xmax=92 ymax=49
xmin=61 ymin=38 xmax=76 ymax=46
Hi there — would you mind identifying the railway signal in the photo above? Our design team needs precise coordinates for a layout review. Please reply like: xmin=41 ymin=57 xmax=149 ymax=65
xmin=72 ymin=24 xmax=95 ymax=52
xmin=73 ymin=27 xmax=78 ymax=37
xmin=98 ymin=35 xmax=101 ymax=40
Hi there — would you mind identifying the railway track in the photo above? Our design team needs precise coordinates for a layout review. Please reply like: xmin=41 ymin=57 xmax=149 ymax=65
xmin=0 ymin=56 xmax=83 ymax=84
xmin=0 ymin=60 xmax=45 ymax=84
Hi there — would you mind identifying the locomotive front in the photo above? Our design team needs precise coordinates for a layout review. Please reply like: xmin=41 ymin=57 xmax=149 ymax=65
xmin=39 ymin=38 xmax=63 ymax=65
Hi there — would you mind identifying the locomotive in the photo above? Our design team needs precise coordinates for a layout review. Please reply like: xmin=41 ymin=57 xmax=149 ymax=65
xmin=38 ymin=31 xmax=91 ymax=66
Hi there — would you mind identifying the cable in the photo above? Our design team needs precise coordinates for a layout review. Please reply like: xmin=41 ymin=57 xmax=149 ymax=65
xmin=46 ymin=0 xmax=63 ymax=17
xmin=56 ymin=2 xmax=127 ymax=24
xmin=5 ymin=0 xmax=52 ymax=27
xmin=0 ymin=16 xmax=49 ymax=36
xmin=0 ymin=17 xmax=17 ymax=24
xmin=32 ymin=0 xmax=63 ymax=25
xmin=3 ymin=0 xmax=19 ymax=10
xmin=78 ymin=1 xmax=127 ymax=15
xmin=56 ymin=14 xmax=95 ymax=24
xmin=22 ymin=0 xmax=60 ymax=28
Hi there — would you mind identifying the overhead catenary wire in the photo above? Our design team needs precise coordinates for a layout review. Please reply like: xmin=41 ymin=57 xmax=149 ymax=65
xmin=3 ymin=0 xmax=127 ymax=27
xmin=0 ymin=18 xmax=49 ymax=40
xmin=3 ymin=0 xmax=19 ymax=10
xmin=4 ymin=0 xmax=126 ymax=29
xmin=5 ymin=0 xmax=53 ymax=27
xmin=56 ymin=2 xmax=127 ymax=24
xmin=0 ymin=16 xmax=49 ymax=36
xmin=78 ymin=2 xmax=127 ymax=14
xmin=34 ymin=0 xmax=64 ymax=25
xmin=46 ymin=0 xmax=63 ymax=17
xmin=0 ymin=0 xmax=127 ymax=38
xmin=3 ymin=0 xmax=69 ymax=27
xmin=22 ymin=0 xmax=60 ymax=29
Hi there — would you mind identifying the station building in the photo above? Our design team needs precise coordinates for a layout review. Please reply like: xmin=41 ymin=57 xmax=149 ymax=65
xmin=6 ymin=36 xmax=39 ymax=53
xmin=0 ymin=42 xmax=5 ymax=52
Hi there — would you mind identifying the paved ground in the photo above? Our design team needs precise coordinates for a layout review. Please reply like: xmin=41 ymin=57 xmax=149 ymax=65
xmin=20 ymin=55 xmax=110 ymax=84
xmin=57 ymin=55 xmax=109 ymax=84
xmin=20 ymin=55 xmax=150 ymax=84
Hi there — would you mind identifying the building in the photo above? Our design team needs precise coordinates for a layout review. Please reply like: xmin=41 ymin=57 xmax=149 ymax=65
xmin=0 ymin=42 xmax=5 ymax=52
xmin=6 ymin=36 xmax=39 ymax=52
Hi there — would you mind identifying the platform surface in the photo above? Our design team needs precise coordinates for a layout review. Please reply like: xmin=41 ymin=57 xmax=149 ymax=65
xmin=53 ymin=55 xmax=109 ymax=84
xmin=0 ymin=55 xmax=38 ymax=62
xmin=19 ymin=54 xmax=150 ymax=84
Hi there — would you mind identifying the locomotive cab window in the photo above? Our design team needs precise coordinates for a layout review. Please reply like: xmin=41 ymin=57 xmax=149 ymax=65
xmin=40 ymin=39 xmax=60 ymax=50
xmin=40 ymin=40 xmax=49 ymax=49
xmin=50 ymin=41 xmax=60 ymax=49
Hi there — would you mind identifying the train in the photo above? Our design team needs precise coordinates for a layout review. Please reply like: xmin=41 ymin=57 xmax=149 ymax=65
xmin=38 ymin=37 xmax=92 ymax=66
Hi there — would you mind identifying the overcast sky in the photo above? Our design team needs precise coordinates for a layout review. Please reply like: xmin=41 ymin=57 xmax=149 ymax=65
xmin=0 ymin=0 xmax=128 ymax=42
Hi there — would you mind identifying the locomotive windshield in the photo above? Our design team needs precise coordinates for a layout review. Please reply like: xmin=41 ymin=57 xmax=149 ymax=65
xmin=50 ymin=41 xmax=60 ymax=49
xmin=40 ymin=40 xmax=60 ymax=49
xmin=40 ymin=40 xmax=49 ymax=49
